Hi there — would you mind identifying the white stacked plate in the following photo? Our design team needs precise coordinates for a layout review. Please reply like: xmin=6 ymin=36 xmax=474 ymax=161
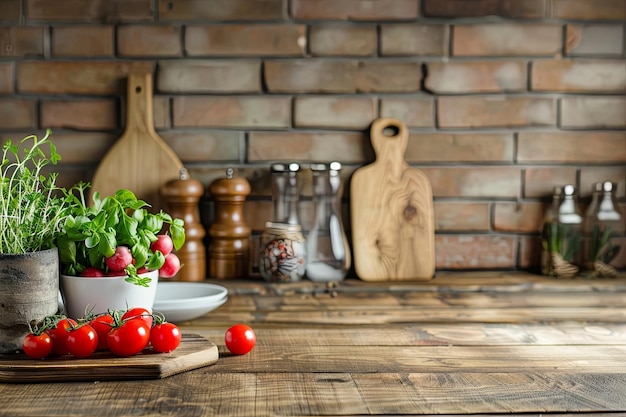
xmin=153 ymin=282 xmax=228 ymax=323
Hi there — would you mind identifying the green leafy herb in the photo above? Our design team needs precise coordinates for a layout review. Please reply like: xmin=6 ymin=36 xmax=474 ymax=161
xmin=0 ymin=130 xmax=73 ymax=254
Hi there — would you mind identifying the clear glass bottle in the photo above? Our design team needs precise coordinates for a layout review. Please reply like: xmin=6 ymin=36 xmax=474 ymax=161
xmin=582 ymin=181 xmax=622 ymax=277
xmin=259 ymin=222 xmax=306 ymax=282
xmin=306 ymin=162 xmax=351 ymax=282
xmin=551 ymin=184 xmax=583 ymax=278
xmin=541 ymin=186 xmax=562 ymax=276
xmin=270 ymin=162 xmax=301 ymax=225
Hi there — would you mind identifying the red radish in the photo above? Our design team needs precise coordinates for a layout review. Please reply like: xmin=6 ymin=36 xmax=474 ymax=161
xmin=105 ymin=246 xmax=133 ymax=272
xmin=150 ymin=234 xmax=174 ymax=256
xmin=80 ymin=267 xmax=105 ymax=277
xmin=159 ymin=253 xmax=181 ymax=278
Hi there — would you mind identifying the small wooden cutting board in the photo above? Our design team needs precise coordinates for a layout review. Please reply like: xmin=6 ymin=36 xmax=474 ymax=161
xmin=0 ymin=334 xmax=218 ymax=383
xmin=91 ymin=73 xmax=183 ymax=211
xmin=350 ymin=118 xmax=435 ymax=281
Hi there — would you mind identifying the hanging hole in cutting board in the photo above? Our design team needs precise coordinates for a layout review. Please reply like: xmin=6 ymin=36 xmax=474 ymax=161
xmin=135 ymin=86 xmax=142 ymax=93
xmin=382 ymin=125 xmax=400 ymax=138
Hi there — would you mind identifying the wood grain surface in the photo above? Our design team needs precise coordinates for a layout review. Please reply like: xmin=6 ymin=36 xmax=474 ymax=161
xmin=90 ymin=73 xmax=183 ymax=212
xmin=351 ymin=118 xmax=435 ymax=281
xmin=1 ymin=272 xmax=625 ymax=416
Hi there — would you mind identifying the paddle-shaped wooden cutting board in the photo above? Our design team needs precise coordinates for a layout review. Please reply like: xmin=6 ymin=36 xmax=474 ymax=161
xmin=91 ymin=73 xmax=183 ymax=211
xmin=350 ymin=118 xmax=435 ymax=281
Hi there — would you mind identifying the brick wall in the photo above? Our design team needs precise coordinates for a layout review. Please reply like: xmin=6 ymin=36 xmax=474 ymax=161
xmin=1 ymin=0 xmax=625 ymax=273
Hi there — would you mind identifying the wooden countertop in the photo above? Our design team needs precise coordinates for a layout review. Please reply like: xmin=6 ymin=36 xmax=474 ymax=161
xmin=2 ymin=271 xmax=626 ymax=416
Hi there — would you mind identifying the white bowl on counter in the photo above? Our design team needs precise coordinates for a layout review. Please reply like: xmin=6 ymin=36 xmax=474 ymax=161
xmin=152 ymin=282 xmax=228 ymax=323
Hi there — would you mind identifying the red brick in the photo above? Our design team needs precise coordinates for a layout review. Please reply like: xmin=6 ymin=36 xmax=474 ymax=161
xmin=186 ymin=24 xmax=305 ymax=57
xmin=118 ymin=25 xmax=182 ymax=57
xmin=453 ymin=24 xmax=562 ymax=56
xmin=291 ymin=0 xmax=419 ymax=20
xmin=566 ymin=25 xmax=624 ymax=56
xmin=0 ymin=99 xmax=35 ymax=129
xmin=52 ymin=26 xmax=114 ymax=57
xmin=265 ymin=60 xmax=357 ymax=93
xmin=406 ymin=133 xmax=513 ymax=162
xmin=158 ymin=0 xmax=286 ymax=20
xmin=519 ymin=236 xmax=542 ymax=270
xmin=17 ymin=61 xmax=154 ymax=94
xmin=552 ymin=0 xmax=626 ymax=20
xmin=532 ymin=60 xmax=626 ymax=92
xmin=421 ymin=167 xmax=521 ymax=198
xmin=423 ymin=0 xmax=546 ymax=19
xmin=152 ymin=96 xmax=170 ymax=130
xmin=158 ymin=60 xmax=261 ymax=93
xmin=380 ymin=24 xmax=446 ymax=56
xmin=518 ymin=132 xmax=626 ymax=163
xmin=435 ymin=235 xmax=517 ymax=269
xmin=434 ymin=202 xmax=490 ymax=231
xmin=41 ymin=100 xmax=118 ymax=130
xmin=37 ymin=132 xmax=117 ymax=164
xmin=294 ymin=96 xmax=376 ymax=129
xmin=425 ymin=61 xmax=527 ymax=93
xmin=524 ymin=167 xmax=578 ymax=198
xmin=0 ymin=62 xmax=14 ymax=94
xmin=580 ymin=166 xmax=626 ymax=198
xmin=26 ymin=0 xmax=153 ymax=21
xmin=264 ymin=60 xmax=422 ymax=93
xmin=159 ymin=130 xmax=242 ymax=162
xmin=173 ymin=96 xmax=290 ymax=128
xmin=380 ymin=97 xmax=434 ymax=128
xmin=0 ymin=27 xmax=44 ymax=57
xmin=309 ymin=25 xmax=377 ymax=56
xmin=0 ymin=0 xmax=20 ymax=22
xmin=438 ymin=96 xmax=556 ymax=128
xmin=494 ymin=202 xmax=545 ymax=233
xmin=248 ymin=131 xmax=367 ymax=162
xmin=561 ymin=96 xmax=626 ymax=128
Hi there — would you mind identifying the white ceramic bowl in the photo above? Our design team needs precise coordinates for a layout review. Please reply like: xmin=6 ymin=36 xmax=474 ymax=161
xmin=60 ymin=270 xmax=158 ymax=318
xmin=153 ymin=282 xmax=228 ymax=323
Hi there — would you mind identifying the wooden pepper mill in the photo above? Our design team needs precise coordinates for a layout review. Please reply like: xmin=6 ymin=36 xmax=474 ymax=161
xmin=160 ymin=168 xmax=206 ymax=281
xmin=208 ymin=168 xmax=251 ymax=279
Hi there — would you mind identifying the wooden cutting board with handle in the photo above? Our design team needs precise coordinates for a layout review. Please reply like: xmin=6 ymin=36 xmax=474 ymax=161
xmin=91 ymin=73 xmax=183 ymax=211
xmin=350 ymin=118 xmax=435 ymax=281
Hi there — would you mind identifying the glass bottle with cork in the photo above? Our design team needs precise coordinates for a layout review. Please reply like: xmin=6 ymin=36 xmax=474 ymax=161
xmin=547 ymin=184 xmax=583 ymax=278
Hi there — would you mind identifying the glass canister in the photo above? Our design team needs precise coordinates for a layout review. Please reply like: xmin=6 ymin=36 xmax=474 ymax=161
xmin=270 ymin=162 xmax=301 ymax=225
xmin=259 ymin=222 xmax=306 ymax=282
xmin=582 ymin=181 xmax=623 ymax=277
xmin=551 ymin=184 xmax=583 ymax=278
xmin=306 ymin=162 xmax=351 ymax=282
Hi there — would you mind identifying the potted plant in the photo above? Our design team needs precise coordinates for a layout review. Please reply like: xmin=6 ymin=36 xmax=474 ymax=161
xmin=0 ymin=130 xmax=72 ymax=352
xmin=57 ymin=185 xmax=186 ymax=318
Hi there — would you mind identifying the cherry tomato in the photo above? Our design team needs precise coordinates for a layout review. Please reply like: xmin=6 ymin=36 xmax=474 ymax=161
xmin=22 ymin=332 xmax=53 ymax=359
xmin=107 ymin=319 xmax=150 ymax=357
xmin=150 ymin=322 xmax=182 ymax=353
xmin=47 ymin=317 xmax=78 ymax=355
xmin=89 ymin=313 xmax=114 ymax=350
xmin=66 ymin=324 xmax=98 ymax=359
xmin=224 ymin=324 xmax=256 ymax=355
xmin=122 ymin=307 xmax=153 ymax=328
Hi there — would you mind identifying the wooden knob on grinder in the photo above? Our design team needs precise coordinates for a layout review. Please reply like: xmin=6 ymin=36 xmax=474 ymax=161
xmin=160 ymin=168 xmax=207 ymax=281
xmin=208 ymin=168 xmax=251 ymax=279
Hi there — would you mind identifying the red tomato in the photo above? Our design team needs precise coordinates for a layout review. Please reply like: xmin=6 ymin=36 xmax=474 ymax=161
xmin=89 ymin=313 xmax=114 ymax=350
xmin=22 ymin=332 xmax=53 ymax=359
xmin=122 ymin=307 xmax=153 ymax=328
xmin=150 ymin=322 xmax=182 ymax=353
xmin=47 ymin=317 xmax=78 ymax=355
xmin=106 ymin=319 xmax=150 ymax=357
xmin=224 ymin=324 xmax=256 ymax=355
xmin=66 ymin=324 xmax=98 ymax=359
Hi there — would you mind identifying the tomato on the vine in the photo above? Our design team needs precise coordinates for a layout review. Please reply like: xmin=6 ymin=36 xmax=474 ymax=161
xmin=22 ymin=332 xmax=53 ymax=359
xmin=122 ymin=307 xmax=153 ymax=328
xmin=150 ymin=322 xmax=181 ymax=353
xmin=89 ymin=313 xmax=115 ymax=351
xmin=66 ymin=324 xmax=98 ymax=359
xmin=225 ymin=324 xmax=256 ymax=355
xmin=47 ymin=317 xmax=78 ymax=355
xmin=107 ymin=319 xmax=150 ymax=357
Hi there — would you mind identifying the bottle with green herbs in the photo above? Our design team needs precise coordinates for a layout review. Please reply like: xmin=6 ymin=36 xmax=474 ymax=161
xmin=541 ymin=186 xmax=562 ymax=276
xmin=582 ymin=181 xmax=622 ymax=278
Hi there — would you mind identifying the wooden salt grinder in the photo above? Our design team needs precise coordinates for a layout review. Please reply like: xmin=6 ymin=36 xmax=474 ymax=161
xmin=208 ymin=168 xmax=251 ymax=279
xmin=160 ymin=168 xmax=206 ymax=281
